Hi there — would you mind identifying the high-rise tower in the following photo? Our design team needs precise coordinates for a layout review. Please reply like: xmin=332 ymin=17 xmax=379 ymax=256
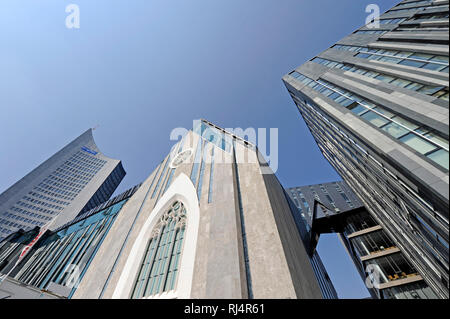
xmin=0 ymin=129 xmax=126 ymax=241
xmin=283 ymin=0 xmax=449 ymax=298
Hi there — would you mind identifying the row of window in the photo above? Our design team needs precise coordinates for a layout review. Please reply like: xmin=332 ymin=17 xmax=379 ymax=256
xmin=392 ymin=0 xmax=432 ymax=10
xmin=294 ymin=98 xmax=449 ymax=262
xmin=71 ymin=150 xmax=106 ymax=166
xmin=317 ymin=184 xmax=339 ymax=211
xmin=34 ymin=186 xmax=75 ymax=202
xmin=409 ymin=11 xmax=449 ymax=21
xmin=39 ymin=180 xmax=83 ymax=195
xmin=68 ymin=157 xmax=104 ymax=170
xmin=43 ymin=175 xmax=87 ymax=190
xmin=311 ymin=57 xmax=449 ymax=101
xmin=52 ymin=170 xmax=91 ymax=185
xmin=289 ymin=71 xmax=449 ymax=170
xmin=22 ymin=196 xmax=64 ymax=211
xmin=1 ymin=212 xmax=51 ymax=226
xmin=378 ymin=17 xmax=407 ymax=25
xmin=381 ymin=281 xmax=438 ymax=299
xmin=396 ymin=25 xmax=449 ymax=32
xmin=333 ymin=183 xmax=355 ymax=208
xmin=14 ymin=200 xmax=125 ymax=298
xmin=56 ymin=164 xmax=95 ymax=181
xmin=63 ymin=160 xmax=102 ymax=175
xmin=351 ymin=229 xmax=396 ymax=258
xmin=355 ymin=30 xmax=389 ymax=35
xmin=71 ymin=154 xmax=105 ymax=168
xmin=15 ymin=200 xmax=59 ymax=216
xmin=28 ymin=191 xmax=69 ymax=206
xmin=332 ymin=44 xmax=449 ymax=73
xmin=387 ymin=3 xmax=448 ymax=14
xmin=0 ymin=217 xmax=46 ymax=229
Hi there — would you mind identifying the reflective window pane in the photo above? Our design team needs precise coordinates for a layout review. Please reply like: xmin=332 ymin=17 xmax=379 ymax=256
xmin=391 ymin=116 xmax=419 ymax=130
xmin=427 ymin=149 xmax=449 ymax=170
xmin=361 ymin=111 xmax=390 ymax=127
xmin=399 ymin=59 xmax=426 ymax=68
xmin=400 ymin=133 xmax=437 ymax=154
xmin=348 ymin=103 xmax=369 ymax=115
xmin=424 ymin=132 xmax=449 ymax=149
xmin=382 ymin=122 xmax=410 ymax=138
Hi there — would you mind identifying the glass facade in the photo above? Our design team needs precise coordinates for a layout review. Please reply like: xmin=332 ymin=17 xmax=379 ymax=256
xmin=311 ymin=57 xmax=449 ymax=101
xmin=8 ymin=198 xmax=128 ymax=298
xmin=289 ymin=72 xmax=449 ymax=170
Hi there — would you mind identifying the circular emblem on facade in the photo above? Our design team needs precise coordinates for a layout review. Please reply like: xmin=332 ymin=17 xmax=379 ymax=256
xmin=170 ymin=149 xmax=193 ymax=168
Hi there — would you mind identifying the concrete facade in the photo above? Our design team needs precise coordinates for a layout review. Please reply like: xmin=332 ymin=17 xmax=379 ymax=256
xmin=72 ymin=120 xmax=323 ymax=299
xmin=283 ymin=0 xmax=449 ymax=298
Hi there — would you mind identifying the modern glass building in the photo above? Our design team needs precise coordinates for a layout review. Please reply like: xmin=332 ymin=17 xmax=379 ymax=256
xmin=283 ymin=0 xmax=448 ymax=298
xmin=287 ymin=181 xmax=438 ymax=299
xmin=0 ymin=129 xmax=126 ymax=241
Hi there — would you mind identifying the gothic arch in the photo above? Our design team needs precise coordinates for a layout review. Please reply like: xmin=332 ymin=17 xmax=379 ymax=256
xmin=112 ymin=173 xmax=200 ymax=299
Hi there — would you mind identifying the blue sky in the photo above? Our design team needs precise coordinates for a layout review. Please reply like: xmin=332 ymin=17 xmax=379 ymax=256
xmin=0 ymin=0 xmax=399 ymax=298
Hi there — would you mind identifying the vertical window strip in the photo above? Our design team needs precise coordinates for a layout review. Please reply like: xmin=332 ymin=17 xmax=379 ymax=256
xmin=190 ymin=137 xmax=203 ymax=186
xmin=232 ymin=140 xmax=253 ymax=298
xmin=151 ymin=157 xmax=171 ymax=199
xmin=207 ymin=147 xmax=215 ymax=203
xmin=196 ymin=143 xmax=209 ymax=200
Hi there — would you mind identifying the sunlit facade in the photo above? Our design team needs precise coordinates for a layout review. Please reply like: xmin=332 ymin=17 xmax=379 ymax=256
xmin=283 ymin=0 xmax=449 ymax=298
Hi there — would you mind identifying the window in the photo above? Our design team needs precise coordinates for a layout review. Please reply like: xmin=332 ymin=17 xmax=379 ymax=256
xmin=399 ymin=59 xmax=426 ymax=68
xmin=361 ymin=111 xmax=390 ymax=127
xmin=348 ymin=103 xmax=369 ymax=115
xmin=427 ymin=149 xmax=449 ymax=170
xmin=382 ymin=122 xmax=410 ymax=138
xmin=132 ymin=201 xmax=187 ymax=299
xmin=400 ymin=133 xmax=437 ymax=154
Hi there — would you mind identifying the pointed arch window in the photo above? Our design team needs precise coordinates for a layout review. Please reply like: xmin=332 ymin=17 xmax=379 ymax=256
xmin=131 ymin=201 xmax=187 ymax=298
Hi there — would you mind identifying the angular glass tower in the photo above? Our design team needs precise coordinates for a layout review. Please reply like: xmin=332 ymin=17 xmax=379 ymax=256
xmin=283 ymin=0 xmax=448 ymax=298
xmin=287 ymin=181 xmax=438 ymax=299
xmin=0 ymin=129 xmax=126 ymax=241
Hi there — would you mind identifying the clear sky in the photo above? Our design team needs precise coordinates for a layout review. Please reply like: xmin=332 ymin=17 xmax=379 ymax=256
xmin=0 ymin=0 xmax=399 ymax=298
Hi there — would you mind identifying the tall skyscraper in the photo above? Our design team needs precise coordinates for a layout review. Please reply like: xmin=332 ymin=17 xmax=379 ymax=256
xmin=0 ymin=129 xmax=126 ymax=241
xmin=283 ymin=0 xmax=448 ymax=299
xmin=1 ymin=120 xmax=325 ymax=299
xmin=287 ymin=181 xmax=438 ymax=299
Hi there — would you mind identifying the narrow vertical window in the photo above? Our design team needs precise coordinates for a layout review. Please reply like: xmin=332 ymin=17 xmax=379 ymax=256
xmin=196 ymin=144 xmax=209 ymax=200
xmin=190 ymin=138 xmax=203 ymax=186
xmin=207 ymin=147 xmax=215 ymax=203
xmin=151 ymin=157 xmax=170 ymax=199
